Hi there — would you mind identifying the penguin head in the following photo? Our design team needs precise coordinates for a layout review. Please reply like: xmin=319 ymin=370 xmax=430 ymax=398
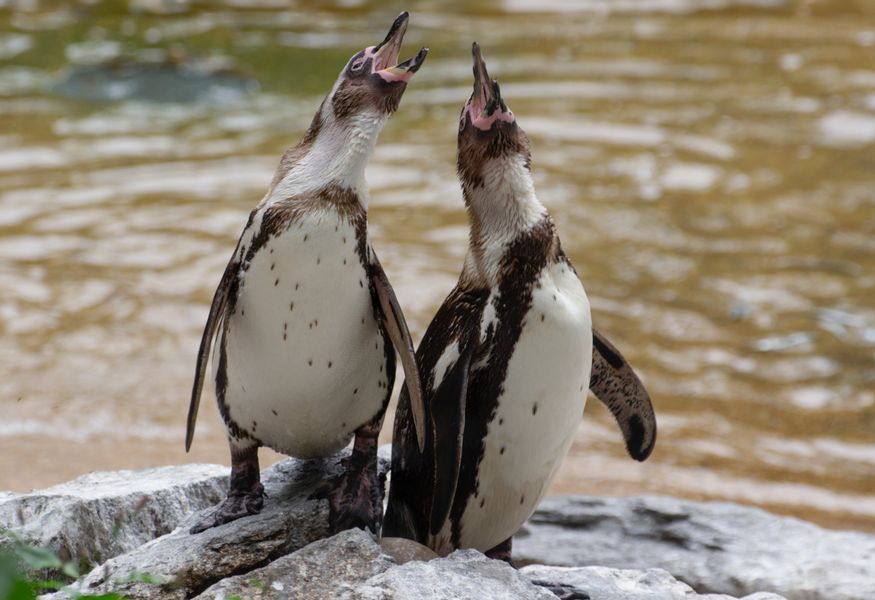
xmin=327 ymin=12 xmax=428 ymax=123
xmin=457 ymin=43 xmax=532 ymax=191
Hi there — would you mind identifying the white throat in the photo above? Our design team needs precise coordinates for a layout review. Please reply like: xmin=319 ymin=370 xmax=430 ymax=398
xmin=270 ymin=101 xmax=388 ymax=206
xmin=463 ymin=154 xmax=547 ymax=285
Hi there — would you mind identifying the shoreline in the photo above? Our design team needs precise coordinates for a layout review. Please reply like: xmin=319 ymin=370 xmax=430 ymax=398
xmin=8 ymin=434 xmax=875 ymax=537
xmin=5 ymin=454 xmax=873 ymax=600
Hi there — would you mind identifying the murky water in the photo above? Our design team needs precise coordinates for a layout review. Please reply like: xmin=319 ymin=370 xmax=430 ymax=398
xmin=1 ymin=0 xmax=874 ymax=533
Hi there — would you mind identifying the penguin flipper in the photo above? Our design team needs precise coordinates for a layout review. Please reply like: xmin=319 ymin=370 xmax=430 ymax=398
xmin=428 ymin=336 xmax=474 ymax=536
xmin=186 ymin=255 xmax=238 ymax=452
xmin=589 ymin=329 xmax=657 ymax=461
xmin=369 ymin=253 xmax=427 ymax=453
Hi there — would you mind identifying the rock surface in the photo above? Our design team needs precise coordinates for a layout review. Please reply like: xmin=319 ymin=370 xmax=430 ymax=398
xmin=0 ymin=464 xmax=227 ymax=569
xmin=352 ymin=548 xmax=555 ymax=600
xmin=522 ymin=565 xmax=787 ymax=600
xmin=42 ymin=451 xmax=387 ymax=599
xmin=5 ymin=458 xmax=870 ymax=600
xmin=194 ymin=528 xmax=396 ymax=599
xmin=198 ymin=529 xmax=780 ymax=600
xmin=515 ymin=495 xmax=875 ymax=600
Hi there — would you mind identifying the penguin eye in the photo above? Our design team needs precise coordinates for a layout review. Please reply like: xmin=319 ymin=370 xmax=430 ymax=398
xmin=459 ymin=113 xmax=466 ymax=132
xmin=350 ymin=58 xmax=366 ymax=72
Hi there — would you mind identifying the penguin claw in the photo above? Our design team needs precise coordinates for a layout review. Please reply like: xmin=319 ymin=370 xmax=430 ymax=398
xmin=308 ymin=453 xmax=385 ymax=534
xmin=189 ymin=484 xmax=265 ymax=534
xmin=530 ymin=580 xmax=591 ymax=600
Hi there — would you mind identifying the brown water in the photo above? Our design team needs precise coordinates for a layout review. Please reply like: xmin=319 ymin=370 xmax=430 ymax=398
xmin=1 ymin=0 xmax=874 ymax=533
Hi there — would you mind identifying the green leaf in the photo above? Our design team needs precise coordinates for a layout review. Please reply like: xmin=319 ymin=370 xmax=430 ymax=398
xmin=118 ymin=569 xmax=161 ymax=585
xmin=3 ymin=578 xmax=37 ymax=600
xmin=249 ymin=577 xmax=265 ymax=589
xmin=14 ymin=545 xmax=64 ymax=571
xmin=30 ymin=578 xmax=68 ymax=590
xmin=62 ymin=561 xmax=80 ymax=579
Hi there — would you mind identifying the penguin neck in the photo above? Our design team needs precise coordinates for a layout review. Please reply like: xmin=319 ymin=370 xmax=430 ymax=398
xmin=270 ymin=107 xmax=388 ymax=208
xmin=461 ymin=155 xmax=548 ymax=287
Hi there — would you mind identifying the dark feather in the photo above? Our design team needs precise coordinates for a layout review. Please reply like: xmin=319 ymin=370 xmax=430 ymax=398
xmin=186 ymin=255 xmax=239 ymax=451
xmin=369 ymin=253 xmax=426 ymax=452
xmin=589 ymin=329 xmax=657 ymax=461
xmin=428 ymin=333 xmax=475 ymax=535
xmin=384 ymin=286 xmax=489 ymax=543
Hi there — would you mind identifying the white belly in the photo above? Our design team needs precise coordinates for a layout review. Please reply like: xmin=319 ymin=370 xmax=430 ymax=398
xmin=459 ymin=262 xmax=592 ymax=551
xmin=214 ymin=210 xmax=389 ymax=458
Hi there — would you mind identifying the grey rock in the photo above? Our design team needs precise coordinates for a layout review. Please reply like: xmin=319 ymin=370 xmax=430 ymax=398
xmin=196 ymin=529 xmax=786 ymax=600
xmin=514 ymin=495 xmax=875 ymax=600
xmin=194 ymin=528 xmax=394 ymax=599
xmin=353 ymin=549 xmax=555 ymax=600
xmin=43 ymin=451 xmax=387 ymax=600
xmin=19 ymin=458 xmax=872 ymax=600
xmin=521 ymin=565 xmax=788 ymax=600
xmin=0 ymin=464 xmax=228 ymax=569
xmin=379 ymin=536 xmax=439 ymax=565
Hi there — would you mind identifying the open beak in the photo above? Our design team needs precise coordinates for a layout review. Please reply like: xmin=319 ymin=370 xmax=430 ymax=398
xmin=467 ymin=43 xmax=514 ymax=130
xmin=372 ymin=12 xmax=429 ymax=83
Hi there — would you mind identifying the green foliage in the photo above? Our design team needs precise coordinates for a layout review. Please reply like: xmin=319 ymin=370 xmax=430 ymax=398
xmin=248 ymin=577 xmax=265 ymax=589
xmin=0 ymin=532 xmax=134 ymax=600
xmin=117 ymin=570 xmax=160 ymax=586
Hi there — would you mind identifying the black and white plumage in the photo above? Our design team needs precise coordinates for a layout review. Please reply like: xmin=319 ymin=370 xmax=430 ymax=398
xmin=186 ymin=13 xmax=428 ymax=534
xmin=384 ymin=44 xmax=656 ymax=569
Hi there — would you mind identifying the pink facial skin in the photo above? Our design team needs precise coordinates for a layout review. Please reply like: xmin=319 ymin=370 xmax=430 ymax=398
xmin=470 ymin=105 xmax=515 ymax=130
xmin=377 ymin=67 xmax=416 ymax=84
xmin=357 ymin=44 xmax=425 ymax=84
xmin=465 ymin=43 xmax=516 ymax=131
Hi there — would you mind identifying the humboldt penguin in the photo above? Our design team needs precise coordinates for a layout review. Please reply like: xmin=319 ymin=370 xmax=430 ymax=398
xmin=384 ymin=44 xmax=656 ymax=596
xmin=186 ymin=12 xmax=429 ymax=535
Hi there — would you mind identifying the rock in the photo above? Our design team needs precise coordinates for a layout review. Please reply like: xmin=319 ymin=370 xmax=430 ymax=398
xmin=194 ymin=528 xmax=394 ymax=599
xmin=353 ymin=549 xmax=554 ymax=600
xmin=514 ymin=495 xmax=875 ymax=600
xmin=17 ymin=459 xmax=872 ymax=600
xmin=42 ymin=451 xmax=388 ymax=600
xmin=521 ymin=565 xmax=788 ymax=600
xmin=191 ymin=530 xmax=788 ymax=600
xmin=0 ymin=464 xmax=228 ymax=570
xmin=379 ymin=537 xmax=439 ymax=565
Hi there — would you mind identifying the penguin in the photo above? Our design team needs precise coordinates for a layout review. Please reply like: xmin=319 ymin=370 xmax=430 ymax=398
xmin=383 ymin=43 xmax=656 ymax=596
xmin=186 ymin=12 xmax=429 ymax=535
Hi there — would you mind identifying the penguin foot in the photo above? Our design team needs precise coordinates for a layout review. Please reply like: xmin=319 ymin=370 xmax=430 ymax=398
xmin=309 ymin=451 xmax=385 ymax=534
xmin=189 ymin=483 xmax=265 ymax=534
xmin=530 ymin=580 xmax=590 ymax=600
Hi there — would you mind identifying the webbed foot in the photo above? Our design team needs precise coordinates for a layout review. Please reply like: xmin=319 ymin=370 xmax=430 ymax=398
xmin=189 ymin=484 xmax=265 ymax=533
xmin=309 ymin=426 xmax=384 ymax=534
xmin=309 ymin=448 xmax=384 ymax=533
xmin=190 ymin=443 xmax=263 ymax=534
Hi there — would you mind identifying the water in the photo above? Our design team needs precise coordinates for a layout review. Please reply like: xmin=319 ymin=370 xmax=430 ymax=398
xmin=1 ymin=0 xmax=874 ymax=533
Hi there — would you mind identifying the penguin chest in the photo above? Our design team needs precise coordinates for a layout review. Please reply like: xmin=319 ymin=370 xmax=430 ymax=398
xmin=459 ymin=261 xmax=592 ymax=552
xmin=215 ymin=210 xmax=389 ymax=458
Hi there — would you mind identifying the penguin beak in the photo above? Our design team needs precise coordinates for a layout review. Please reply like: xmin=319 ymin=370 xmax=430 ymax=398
xmin=371 ymin=12 xmax=429 ymax=83
xmin=466 ymin=43 xmax=515 ymax=131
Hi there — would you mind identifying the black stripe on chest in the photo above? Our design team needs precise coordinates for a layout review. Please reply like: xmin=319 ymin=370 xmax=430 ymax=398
xmin=451 ymin=216 xmax=558 ymax=546
xmin=389 ymin=284 xmax=491 ymax=543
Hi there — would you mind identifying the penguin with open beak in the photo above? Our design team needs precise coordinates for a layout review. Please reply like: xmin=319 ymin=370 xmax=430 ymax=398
xmin=384 ymin=44 xmax=656 ymax=599
xmin=186 ymin=13 xmax=428 ymax=535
